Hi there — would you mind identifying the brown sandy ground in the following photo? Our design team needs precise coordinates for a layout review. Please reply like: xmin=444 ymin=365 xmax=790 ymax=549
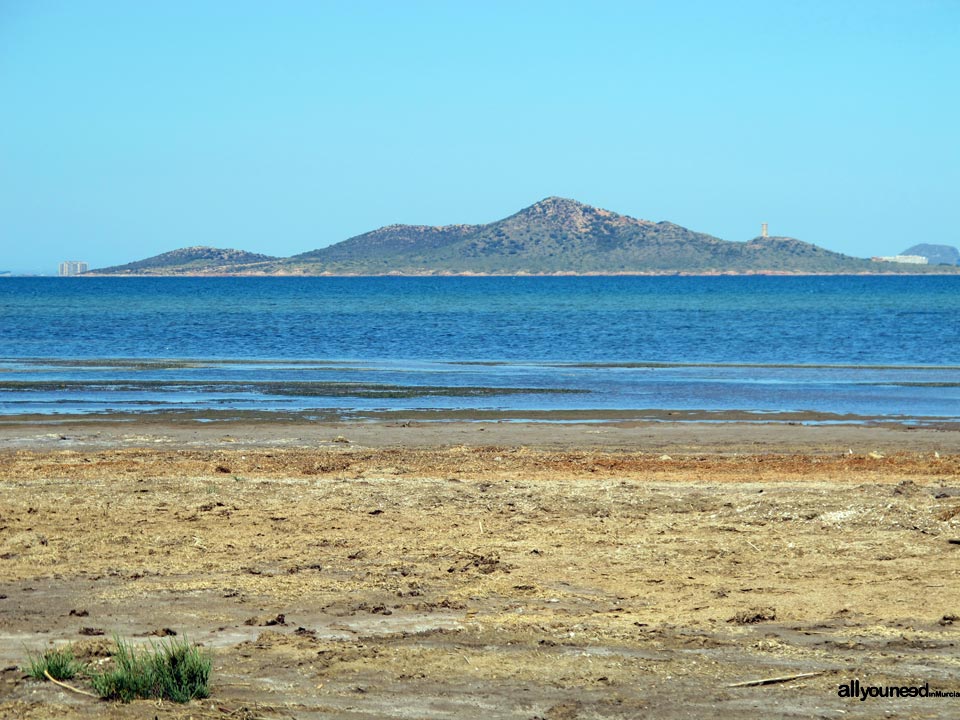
xmin=0 ymin=420 xmax=959 ymax=719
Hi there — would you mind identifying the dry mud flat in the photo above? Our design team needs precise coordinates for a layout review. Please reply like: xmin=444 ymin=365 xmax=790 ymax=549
xmin=1 ymin=431 xmax=959 ymax=718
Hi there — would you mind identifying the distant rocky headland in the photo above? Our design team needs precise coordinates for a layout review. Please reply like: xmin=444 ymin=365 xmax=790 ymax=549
xmin=89 ymin=198 xmax=960 ymax=276
xmin=900 ymin=243 xmax=960 ymax=266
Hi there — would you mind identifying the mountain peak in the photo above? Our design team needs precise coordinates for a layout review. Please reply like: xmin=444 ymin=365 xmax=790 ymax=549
xmin=506 ymin=197 xmax=648 ymax=237
xmin=523 ymin=196 xmax=594 ymax=215
xmin=532 ymin=195 xmax=585 ymax=207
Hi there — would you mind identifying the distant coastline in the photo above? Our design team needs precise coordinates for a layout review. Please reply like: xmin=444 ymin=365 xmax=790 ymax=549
xmin=85 ymin=197 xmax=960 ymax=277
xmin=79 ymin=269 xmax=960 ymax=277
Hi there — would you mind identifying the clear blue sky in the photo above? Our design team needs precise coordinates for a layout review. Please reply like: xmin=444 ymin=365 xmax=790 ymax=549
xmin=1 ymin=0 xmax=957 ymax=273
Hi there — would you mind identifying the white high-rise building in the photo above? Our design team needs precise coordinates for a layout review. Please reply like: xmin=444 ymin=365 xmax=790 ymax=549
xmin=58 ymin=261 xmax=89 ymax=276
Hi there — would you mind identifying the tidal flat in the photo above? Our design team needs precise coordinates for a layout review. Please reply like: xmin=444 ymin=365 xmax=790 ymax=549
xmin=1 ymin=418 xmax=958 ymax=719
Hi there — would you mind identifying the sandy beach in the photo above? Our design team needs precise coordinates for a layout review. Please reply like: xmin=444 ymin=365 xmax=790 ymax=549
xmin=1 ymin=417 xmax=959 ymax=719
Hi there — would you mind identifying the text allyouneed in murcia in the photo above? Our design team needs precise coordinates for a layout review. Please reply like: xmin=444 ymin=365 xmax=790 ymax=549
xmin=839 ymin=679 xmax=959 ymax=701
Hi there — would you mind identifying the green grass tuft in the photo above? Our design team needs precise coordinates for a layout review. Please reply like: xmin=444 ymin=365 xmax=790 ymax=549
xmin=25 ymin=647 xmax=85 ymax=681
xmin=90 ymin=636 xmax=211 ymax=703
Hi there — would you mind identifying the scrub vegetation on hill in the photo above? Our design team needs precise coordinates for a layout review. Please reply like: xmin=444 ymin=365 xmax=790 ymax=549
xmin=92 ymin=197 xmax=956 ymax=275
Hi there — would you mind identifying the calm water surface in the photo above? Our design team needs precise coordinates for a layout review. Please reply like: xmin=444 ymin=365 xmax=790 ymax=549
xmin=1 ymin=276 xmax=958 ymax=421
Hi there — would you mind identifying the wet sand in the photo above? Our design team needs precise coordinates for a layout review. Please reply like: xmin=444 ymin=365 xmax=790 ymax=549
xmin=3 ymin=413 xmax=960 ymax=454
xmin=1 ymin=417 xmax=959 ymax=719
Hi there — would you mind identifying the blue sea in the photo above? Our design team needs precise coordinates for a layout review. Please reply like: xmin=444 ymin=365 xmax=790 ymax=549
xmin=1 ymin=276 xmax=958 ymax=422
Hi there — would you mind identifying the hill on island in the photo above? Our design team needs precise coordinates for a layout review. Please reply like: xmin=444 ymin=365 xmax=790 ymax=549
xmin=90 ymin=198 xmax=955 ymax=275
xmin=901 ymin=243 xmax=960 ymax=266
xmin=96 ymin=247 xmax=278 ymax=275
